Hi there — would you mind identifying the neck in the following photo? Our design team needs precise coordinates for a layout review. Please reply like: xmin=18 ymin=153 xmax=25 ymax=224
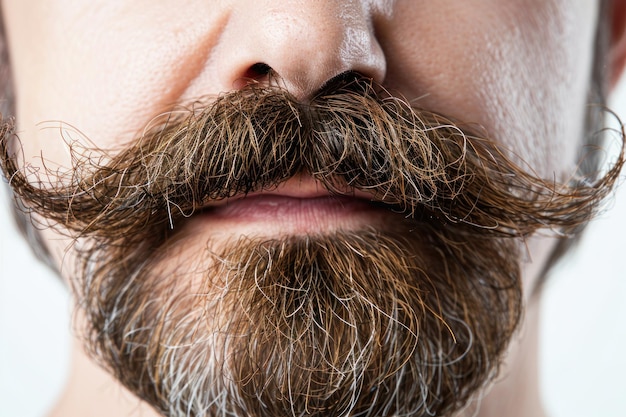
xmin=47 ymin=341 xmax=161 ymax=417
xmin=457 ymin=297 xmax=548 ymax=417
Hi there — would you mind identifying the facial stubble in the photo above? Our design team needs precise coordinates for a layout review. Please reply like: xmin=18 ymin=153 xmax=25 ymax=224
xmin=1 ymin=77 xmax=622 ymax=417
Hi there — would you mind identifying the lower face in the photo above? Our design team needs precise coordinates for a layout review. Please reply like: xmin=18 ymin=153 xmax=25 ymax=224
xmin=0 ymin=0 xmax=602 ymax=416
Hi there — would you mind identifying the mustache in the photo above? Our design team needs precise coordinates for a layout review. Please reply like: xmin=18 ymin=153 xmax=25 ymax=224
xmin=1 ymin=76 xmax=621 ymax=242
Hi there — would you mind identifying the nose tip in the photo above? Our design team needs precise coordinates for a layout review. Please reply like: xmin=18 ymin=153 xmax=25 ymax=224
xmin=215 ymin=1 xmax=386 ymax=100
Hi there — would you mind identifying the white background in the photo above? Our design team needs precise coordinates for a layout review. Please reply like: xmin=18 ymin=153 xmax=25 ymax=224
xmin=1 ymin=83 xmax=626 ymax=417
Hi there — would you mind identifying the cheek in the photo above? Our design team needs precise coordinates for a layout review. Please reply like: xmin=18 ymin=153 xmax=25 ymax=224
xmin=478 ymin=0 xmax=598 ymax=179
xmin=7 ymin=1 xmax=227 ymax=168
xmin=379 ymin=0 xmax=597 ymax=180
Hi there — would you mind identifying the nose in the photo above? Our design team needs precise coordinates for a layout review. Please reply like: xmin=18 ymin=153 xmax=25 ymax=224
xmin=214 ymin=0 xmax=387 ymax=100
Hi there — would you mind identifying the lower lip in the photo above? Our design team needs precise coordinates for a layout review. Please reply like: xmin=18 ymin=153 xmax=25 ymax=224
xmin=203 ymin=195 xmax=389 ymax=235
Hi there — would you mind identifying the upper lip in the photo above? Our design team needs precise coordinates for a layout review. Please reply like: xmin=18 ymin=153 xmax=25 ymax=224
xmin=203 ymin=175 xmax=376 ymax=208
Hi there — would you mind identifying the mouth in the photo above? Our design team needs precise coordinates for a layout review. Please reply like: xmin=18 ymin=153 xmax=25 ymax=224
xmin=192 ymin=175 xmax=396 ymax=237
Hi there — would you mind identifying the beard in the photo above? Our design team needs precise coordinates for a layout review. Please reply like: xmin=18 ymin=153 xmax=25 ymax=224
xmin=0 ymin=75 xmax=621 ymax=417
xmin=106 ymin=227 xmax=521 ymax=417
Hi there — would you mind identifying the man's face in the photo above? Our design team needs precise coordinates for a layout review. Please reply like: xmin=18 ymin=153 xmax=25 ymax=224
xmin=0 ymin=1 xmax=612 ymax=416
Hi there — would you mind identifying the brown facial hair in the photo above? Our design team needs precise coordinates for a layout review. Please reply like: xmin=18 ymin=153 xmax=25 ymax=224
xmin=1 ymin=76 xmax=623 ymax=417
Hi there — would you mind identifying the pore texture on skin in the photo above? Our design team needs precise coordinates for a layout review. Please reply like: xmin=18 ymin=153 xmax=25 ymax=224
xmin=0 ymin=77 xmax=623 ymax=417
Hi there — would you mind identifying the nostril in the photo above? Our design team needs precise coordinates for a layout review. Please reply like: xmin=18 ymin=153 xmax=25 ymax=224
xmin=233 ymin=63 xmax=274 ymax=90
xmin=318 ymin=71 xmax=364 ymax=92
xmin=248 ymin=62 xmax=272 ymax=77
xmin=238 ymin=62 xmax=273 ymax=86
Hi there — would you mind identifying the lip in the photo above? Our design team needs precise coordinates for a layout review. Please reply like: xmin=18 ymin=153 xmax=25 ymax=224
xmin=193 ymin=177 xmax=390 ymax=236
xmin=230 ymin=175 xmax=375 ymax=202
xmin=213 ymin=193 xmax=376 ymax=217
xmin=205 ymin=194 xmax=388 ymax=236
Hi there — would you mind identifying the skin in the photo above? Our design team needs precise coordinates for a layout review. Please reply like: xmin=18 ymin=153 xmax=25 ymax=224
xmin=2 ymin=0 xmax=626 ymax=416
